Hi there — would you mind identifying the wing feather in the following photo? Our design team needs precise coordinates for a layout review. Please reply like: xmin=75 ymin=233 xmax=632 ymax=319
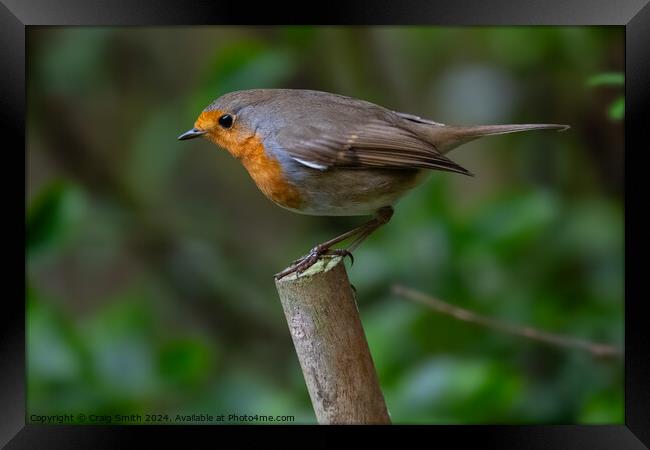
xmin=274 ymin=119 xmax=471 ymax=175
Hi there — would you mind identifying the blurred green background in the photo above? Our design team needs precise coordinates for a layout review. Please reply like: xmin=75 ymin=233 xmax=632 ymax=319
xmin=26 ymin=26 xmax=623 ymax=424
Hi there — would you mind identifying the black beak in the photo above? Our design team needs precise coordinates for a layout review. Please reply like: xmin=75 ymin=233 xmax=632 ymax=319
xmin=177 ymin=128 xmax=207 ymax=141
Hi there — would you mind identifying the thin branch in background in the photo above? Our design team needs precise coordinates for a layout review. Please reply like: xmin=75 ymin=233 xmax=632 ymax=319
xmin=392 ymin=285 xmax=622 ymax=359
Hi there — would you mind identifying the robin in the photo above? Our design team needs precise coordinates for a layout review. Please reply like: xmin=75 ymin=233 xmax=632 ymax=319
xmin=178 ymin=89 xmax=568 ymax=279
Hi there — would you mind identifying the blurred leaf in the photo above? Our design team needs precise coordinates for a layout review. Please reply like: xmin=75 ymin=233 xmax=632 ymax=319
xmin=390 ymin=357 xmax=522 ymax=423
xmin=82 ymin=298 xmax=160 ymax=398
xmin=587 ymin=72 xmax=624 ymax=87
xmin=587 ymin=73 xmax=624 ymax=121
xmin=27 ymin=292 xmax=84 ymax=382
xmin=557 ymin=199 xmax=622 ymax=259
xmin=362 ymin=301 xmax=421 ymax=384
xmin=27 ymin=286 xmax=104 ymax=416
xmin=608 ymin=96 xmax=624 ymax=120
xmin=466 ymin=190 xmax=557 ymax=256
xmin=26 ymin=181 xmax=87 ymax=255
xmin=193 ymin=369 xmax=312 ymax=423
xmin=579 ymin=391 xmax=624 ymax=423
xmin=197 ymin=40 xmax=296 ymax=108
xmin=159 ymin=338 xmax=215 ymax=387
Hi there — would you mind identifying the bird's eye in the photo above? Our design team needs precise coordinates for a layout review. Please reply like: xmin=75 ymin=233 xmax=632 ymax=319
xmin=218 ymin=114 xmax=234 ymax=129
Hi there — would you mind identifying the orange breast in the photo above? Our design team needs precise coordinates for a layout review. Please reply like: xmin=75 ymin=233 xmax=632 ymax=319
xmin=238 ymin=136 xmax=304 ymax=210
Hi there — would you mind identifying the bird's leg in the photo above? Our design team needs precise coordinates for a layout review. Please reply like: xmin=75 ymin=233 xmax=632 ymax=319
xmin=283 ymin=208 xmax=393 ymax=267
xmin=274 ymin=206 xmax=394 ymax=280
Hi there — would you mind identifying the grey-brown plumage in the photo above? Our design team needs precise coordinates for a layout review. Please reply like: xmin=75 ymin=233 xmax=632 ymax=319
xmin=200 ymin=89 xmax=567 ymax=215
xmin=180 ymin=88 xmax=569 ymax=277
xmin=206 ymin=89 xmax=567 ymax=180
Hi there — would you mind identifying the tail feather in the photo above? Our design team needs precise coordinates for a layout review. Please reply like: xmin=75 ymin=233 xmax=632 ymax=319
xmin=428 ymin=123 xmax=570 ymax=154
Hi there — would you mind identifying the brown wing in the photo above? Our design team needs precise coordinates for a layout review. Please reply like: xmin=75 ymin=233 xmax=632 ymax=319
xmin=273 ymin=119 xmax=472 ymax=176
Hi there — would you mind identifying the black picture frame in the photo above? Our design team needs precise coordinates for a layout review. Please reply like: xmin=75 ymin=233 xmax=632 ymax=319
xmin=6 ymin=0 xmax=648 ymax=447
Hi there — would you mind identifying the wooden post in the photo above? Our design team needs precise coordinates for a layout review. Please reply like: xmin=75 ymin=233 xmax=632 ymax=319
xmin=275 ymin=256 xmax=391 ymax=424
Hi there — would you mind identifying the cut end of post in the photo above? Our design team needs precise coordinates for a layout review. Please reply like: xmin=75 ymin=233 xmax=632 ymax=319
xmin=275 ymin=256 xmax=344 ymax=284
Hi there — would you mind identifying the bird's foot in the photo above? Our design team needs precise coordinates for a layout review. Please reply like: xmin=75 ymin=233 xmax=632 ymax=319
xmin=274 ymin=245 xmax=354 ymax=280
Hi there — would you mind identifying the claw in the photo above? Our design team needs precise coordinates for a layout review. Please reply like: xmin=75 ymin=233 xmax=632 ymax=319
xmin=340 ymin=250 xmax=354 ymax=266
xmin=275 ymin=250 xmax=321 ymax=280
xmin=274 ymin=267 xmax=294 ymax=280
xmin=326 ymin=248 xmax=354 ymax=266
xmin=275 ymin=245 xmax=357 ymax=281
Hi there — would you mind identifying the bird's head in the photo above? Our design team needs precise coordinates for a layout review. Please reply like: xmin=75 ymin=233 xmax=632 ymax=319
xmin=177 ymin=90 xmax=275 ymax=159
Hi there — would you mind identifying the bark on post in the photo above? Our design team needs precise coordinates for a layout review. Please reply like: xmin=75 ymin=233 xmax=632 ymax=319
xmin=275 ymin=256 xmax=390 ymax=424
